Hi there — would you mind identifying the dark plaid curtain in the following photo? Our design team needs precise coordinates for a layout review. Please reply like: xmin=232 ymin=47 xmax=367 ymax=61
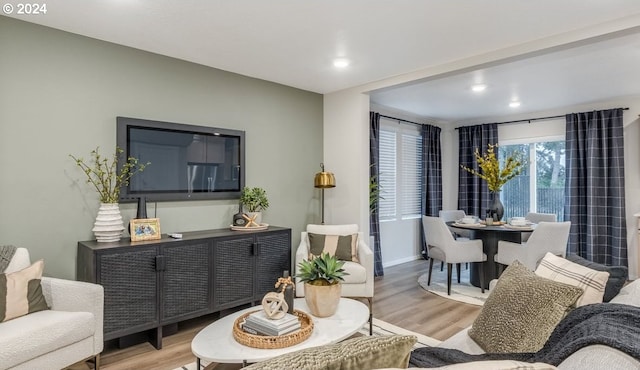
xmin=369 ymin=112 xmax=384 ymax=276
xmin=420 ymin=124 xmax=442 ymax=258
xmin=458 ymin=123 xmax=498 ymax=218
xmin=565 ymin=108 xmax=627 ymax=267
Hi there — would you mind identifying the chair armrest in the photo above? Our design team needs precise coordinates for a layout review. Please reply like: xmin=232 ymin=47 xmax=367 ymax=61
xmin=357 ymin=233 xmax=374 ymax=297
xmin=295 ymin=233 xmax=310 ymax=297
xmin=41 ymin=277 xmax=104 ymax=353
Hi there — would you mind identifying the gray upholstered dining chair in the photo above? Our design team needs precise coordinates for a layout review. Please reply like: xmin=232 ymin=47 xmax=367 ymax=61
xmin=422 ymin=216 xmax=487 ymax=295
xmin=438 ymin=210 xmax=471 ymax=270
xmin=521 ymin=212 xmax=558 ymax=242
xmin=495 ymin=221 xmax=571 ymax=271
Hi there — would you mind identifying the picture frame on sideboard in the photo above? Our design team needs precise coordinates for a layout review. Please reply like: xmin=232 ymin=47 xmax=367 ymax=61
xmin=130 ymin=218 xmax=161 ymax=241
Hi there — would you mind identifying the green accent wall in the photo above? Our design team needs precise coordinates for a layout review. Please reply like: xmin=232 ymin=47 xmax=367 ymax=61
xmin=0 ymin=17 xmax=323 ymax=279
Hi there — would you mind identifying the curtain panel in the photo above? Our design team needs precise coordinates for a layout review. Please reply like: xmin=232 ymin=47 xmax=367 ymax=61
xmin=420 ymin=124 xmax=442 ymax=258
xmin=457 ymin=123 xmax=498 ymax=218
xmin=564 ymin=108 xmax=627 ymax=267
xmin=369 ymin=112 xmax=384 ymax=276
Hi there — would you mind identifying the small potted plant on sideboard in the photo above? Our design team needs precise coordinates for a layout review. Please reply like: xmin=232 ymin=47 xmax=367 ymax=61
xmin=239 ymin=186 xmax=269 ymax=226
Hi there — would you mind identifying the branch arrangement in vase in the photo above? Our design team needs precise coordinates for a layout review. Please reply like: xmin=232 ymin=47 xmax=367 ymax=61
xmin=70 ymin=147 xmax=150 ymax=203
xmin=460 ymin=143 xmax=524 ymax=192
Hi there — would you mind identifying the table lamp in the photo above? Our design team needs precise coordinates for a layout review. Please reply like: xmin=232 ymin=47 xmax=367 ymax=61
xmin=314 ymin=163 xmax=336 ymax=224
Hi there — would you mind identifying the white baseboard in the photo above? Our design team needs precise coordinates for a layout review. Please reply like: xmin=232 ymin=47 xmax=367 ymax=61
xmin=382 ymin=254 xmax=422 ymax=268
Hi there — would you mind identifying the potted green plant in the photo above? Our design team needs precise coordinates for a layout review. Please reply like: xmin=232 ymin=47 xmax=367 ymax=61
xmin=70 ymin=147 xmax=149 ymax=242
xmin=239 ymin=186 xmax=269 ymax=226
xmin=297 ymin=252 xmax=349 ymax=317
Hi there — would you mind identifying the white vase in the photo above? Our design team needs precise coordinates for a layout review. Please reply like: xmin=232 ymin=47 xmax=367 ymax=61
xmin=245 ymin=211 xmax=262 ymax=226
xmin=92 ymin=203 xmax=125 ymax=242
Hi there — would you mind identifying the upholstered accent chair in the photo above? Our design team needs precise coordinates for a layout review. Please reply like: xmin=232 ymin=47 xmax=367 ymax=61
xmin=0 ymin=248 xmax=103 ymax=370
xmin=422 ymin=216 xmax=487 ymax=295
xmin=295 ymin=224 xmax=374 ymax=334
xmin=495 ymin=221 xmax=571 ymax=272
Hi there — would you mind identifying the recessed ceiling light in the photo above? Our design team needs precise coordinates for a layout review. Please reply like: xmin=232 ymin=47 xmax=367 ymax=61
xmin=333 ymin=58 xmax=350 ymax=68
xmin=471 ymin=84 xmax=487 ymax=92
xmin=509 ymin=101 xmax=521 ymax=108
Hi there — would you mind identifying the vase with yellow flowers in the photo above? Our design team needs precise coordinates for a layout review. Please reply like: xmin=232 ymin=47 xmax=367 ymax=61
xmin=460 ymin=143 xmax=523 ymax=221
xmin=70 ymin=147 xmax=149 ymax=242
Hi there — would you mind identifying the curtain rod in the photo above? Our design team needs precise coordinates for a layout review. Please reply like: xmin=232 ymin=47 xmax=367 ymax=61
xmin=455 ymin=107 xmax=629 ymax=130
xmin=379 ymin=114 xmax=424 ymax=126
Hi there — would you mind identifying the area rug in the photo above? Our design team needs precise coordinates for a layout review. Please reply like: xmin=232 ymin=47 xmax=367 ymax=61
xmin=417 ymin=264 xmax=490 ymax=306
xmin=174 ymin=318 xmax=440 ymax=370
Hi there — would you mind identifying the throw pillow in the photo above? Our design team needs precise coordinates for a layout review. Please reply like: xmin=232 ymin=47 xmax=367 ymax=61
xmin=0 ymin=260 xmax=49 ymax=322
xmin=243 ymin=334 xmax=417 ymax=370
xmin=468 ymin=261 xmax=583 ymax=353
xmin=535 ymin=252 xmax=609 ymax=306
xmin=411 ymin=360 xmax=558 ymax=370
xmin=566 ymin=254 xmax=628 ymax=302
xmin=308 ymin=233 xmax=359 ymax=262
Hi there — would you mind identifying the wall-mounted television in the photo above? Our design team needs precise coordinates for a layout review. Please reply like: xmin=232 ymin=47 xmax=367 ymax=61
xmin=116 ymin=116 xmax=245 ymax=202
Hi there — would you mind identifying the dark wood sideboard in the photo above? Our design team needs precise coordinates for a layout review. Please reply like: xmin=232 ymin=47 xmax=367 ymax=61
xmin=77 ymin=226 xmax=291 ymax=349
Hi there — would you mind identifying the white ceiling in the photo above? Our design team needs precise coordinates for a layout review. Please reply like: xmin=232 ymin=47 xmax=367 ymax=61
xmin=5 ymin=0 xmax=640 ymax=122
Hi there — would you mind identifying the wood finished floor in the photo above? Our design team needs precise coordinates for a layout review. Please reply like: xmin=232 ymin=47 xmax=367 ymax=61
xmin=89 ymin=259 xmax=482 ymax=370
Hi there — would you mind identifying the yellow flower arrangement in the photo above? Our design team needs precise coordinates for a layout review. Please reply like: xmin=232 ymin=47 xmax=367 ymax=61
xmin=460 ymin=144 xmax=524 ymax=193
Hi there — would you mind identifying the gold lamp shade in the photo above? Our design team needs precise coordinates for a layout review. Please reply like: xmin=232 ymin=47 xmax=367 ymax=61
xmin=314 ymin=163 xmax=335 ymax=224
xmin=314 ymin=168 xmax=336 ymax=188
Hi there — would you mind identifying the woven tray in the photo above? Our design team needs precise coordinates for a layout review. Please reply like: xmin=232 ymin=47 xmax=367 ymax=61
xmin=233 ymin=309 xmax=314 ymax=349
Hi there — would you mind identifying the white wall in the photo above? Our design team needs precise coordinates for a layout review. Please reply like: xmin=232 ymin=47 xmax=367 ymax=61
xmin=0 ymin=17 xmax=323 ymax=279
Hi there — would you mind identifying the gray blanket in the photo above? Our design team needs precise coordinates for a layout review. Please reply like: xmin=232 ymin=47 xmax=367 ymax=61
xmin=409 ymin=303 xmax=640 ymax=367
xmin=0 ymin=245 xmax=17 ymax=272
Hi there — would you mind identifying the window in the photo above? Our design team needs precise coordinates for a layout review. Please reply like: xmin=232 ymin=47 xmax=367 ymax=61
xmin=378 ymin=120 xmax=422 ymax=221
xmin=499 ymin=139 xmax=565 ymax=220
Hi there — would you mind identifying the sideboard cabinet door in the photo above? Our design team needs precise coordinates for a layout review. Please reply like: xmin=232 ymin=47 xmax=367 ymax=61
xmin=212 ymin=235 xmax=255 ymax=310
xmin=161 ymin=240 xmax=210 ymax=322
xmin=254 ymin=230 xmax=292 ymax=300
xmin=98 ymin=246 xmax=159 ymax=340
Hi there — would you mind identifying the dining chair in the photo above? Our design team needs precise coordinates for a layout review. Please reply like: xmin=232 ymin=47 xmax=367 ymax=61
xmin=522 ymin=212 xmax=558 ymax=241
xmin=495 ymin=221 xmax=571 ymax=272
xmin=438 ymin=209 xmax=471 ymax=270
xmin=422 ymin=216 xmax=487 ymax=295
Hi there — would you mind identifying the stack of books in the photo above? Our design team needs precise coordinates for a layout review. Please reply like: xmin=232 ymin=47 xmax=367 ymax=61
xmin=241 ymin=310 xmax=301 ymax=336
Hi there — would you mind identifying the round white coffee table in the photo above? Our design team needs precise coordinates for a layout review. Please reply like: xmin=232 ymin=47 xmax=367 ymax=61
xmin=192 ymin=298 xmax=369 ymax=366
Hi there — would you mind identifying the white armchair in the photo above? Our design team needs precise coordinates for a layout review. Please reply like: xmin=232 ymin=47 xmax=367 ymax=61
xmin=295 ymin=224 xmax=374 ymax=334
xmin=0 ymin=248 xmax=103 ymax=370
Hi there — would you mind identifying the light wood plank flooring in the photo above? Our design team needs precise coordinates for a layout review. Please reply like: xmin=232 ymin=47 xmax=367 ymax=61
xmin=89 ymin=259 xmax=481 ymax=370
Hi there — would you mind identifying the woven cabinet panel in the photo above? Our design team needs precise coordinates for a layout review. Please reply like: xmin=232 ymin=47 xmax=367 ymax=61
xmin=99 ymin=248 xmax=158 ymax=337
xmin=162 ymin=241 xmax=210 ymax=320
xmin=255 ymin=231 xmax=291 ymax=298
xmin=213 ymin=236 xmax=254 ymax=308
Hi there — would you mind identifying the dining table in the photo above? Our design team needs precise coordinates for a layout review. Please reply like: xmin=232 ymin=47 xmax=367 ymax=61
xmin=446 ymin=221 xmax=536 ymax=289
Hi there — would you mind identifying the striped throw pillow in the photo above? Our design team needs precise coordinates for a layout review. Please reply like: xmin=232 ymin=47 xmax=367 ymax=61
xmin=535 ymin=252 xmax=609 ymax=306
xmin=308 ymin=233 xmax=359 ymax=262
xmin=0 ymin=260 xmax=49 ymax=322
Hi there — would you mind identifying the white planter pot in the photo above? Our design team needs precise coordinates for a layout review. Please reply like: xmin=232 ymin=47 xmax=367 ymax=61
xmin=245 ymin=211 xmax=262 ymax=226
xmin=92 ymin=203 xmax=125 ymax=242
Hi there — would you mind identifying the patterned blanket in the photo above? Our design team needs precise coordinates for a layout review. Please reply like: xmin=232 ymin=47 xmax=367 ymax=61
xmin=409 ymin=303 xmax=640 ymax=367
xmin=0 ymin=245 xmax=17 ymax=272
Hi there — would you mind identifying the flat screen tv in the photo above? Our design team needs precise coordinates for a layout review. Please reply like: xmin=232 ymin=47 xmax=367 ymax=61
xmin=116 ymin=116 xmax=245 ymax=202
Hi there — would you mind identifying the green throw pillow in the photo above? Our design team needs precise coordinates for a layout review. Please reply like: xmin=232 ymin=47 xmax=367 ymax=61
xmin=0 ymin=260 xmax=49 ymax=322
xmin=243 ymin=334 xmax=417 ymax=370
xmin=468 ymin=261 xmax=583 ymax=353
xmin=308 ymin=233 xmax=359 ymax=262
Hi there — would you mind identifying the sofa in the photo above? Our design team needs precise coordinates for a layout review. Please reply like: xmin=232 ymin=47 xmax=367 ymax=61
xmin=0 ymin=247 xmax=104 ymax=370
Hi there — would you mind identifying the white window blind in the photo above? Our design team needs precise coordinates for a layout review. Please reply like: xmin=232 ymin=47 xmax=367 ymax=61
xmin=401 ymin=133 xmax=422 ymax=218
xmin=378 ymin=130 xmax=396 ymax=220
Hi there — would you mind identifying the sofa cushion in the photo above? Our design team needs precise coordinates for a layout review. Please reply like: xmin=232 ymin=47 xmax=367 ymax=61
xmin=0 ymin=309 xmax=95 ymax=369
xmin=308 ymin=233 xmax=359 ymax=262
xmin=468 ymin=261 xmax=583 ymax=353
xmin=243 ymin=334 xmax=417 ymax=370
xmin=565 ymin=254 xmax=628 ymax=302
xmin=535 ymin=253 xmax=609 ymax=306
xmin=0 ymin=260 xmax=48 ymax=322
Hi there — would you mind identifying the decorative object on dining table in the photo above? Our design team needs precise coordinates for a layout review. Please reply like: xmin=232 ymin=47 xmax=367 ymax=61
xmin=314 ymin=163 xmax=336 ymax=224
xmin=70 ymin=146 xmax=150 ymax=242
xmin=276 ymin=271 xmax=295 ymax=314
xmin=460 ymin=144 xmax=524 ymax=221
